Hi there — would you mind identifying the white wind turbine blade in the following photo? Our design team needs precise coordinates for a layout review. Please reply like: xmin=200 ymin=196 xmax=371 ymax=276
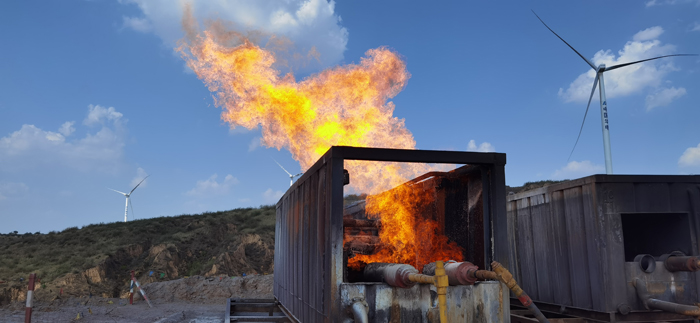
xmin=108 ymin=188 xmax=127 ymax=196
xmin=604 ymin=54 xmax=698 ymax=71
xmin=568 ymin=72 xmax=600 ymax=161
xmin=532 ymin=10 xmax=597 ymax=70
xmin=273 ymin=159 xmax=293 ymax=177
xmin=129 ymin=175 xmax=150 ymax=195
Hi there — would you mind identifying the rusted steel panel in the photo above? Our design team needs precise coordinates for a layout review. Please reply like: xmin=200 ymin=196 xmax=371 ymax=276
xmin=515 ymin=197 xmax=538 ymax=300
xmin=490 ymin=164 xmax=509 ymax=271
xmin=549 ymin=191 xmax=573 ymax=306
xmin=581 ymin=182 xmax=605 ymax=311
xmin=562 ymin=186 xmax=593 ymax=309
xmin=275 ymin=163 xmax=332 ymax=323
xmin=598 ymin=182 xmax=632 ymax=314
xmin=507 ymin=174 xmax=700 ymax=321
xmin=339 ymin=282 xmax=508 ymax=323
xmin=506 ymin=200 xmax=520 ymax=288
xmin=529 ymin=194 xmax=554 ymax=302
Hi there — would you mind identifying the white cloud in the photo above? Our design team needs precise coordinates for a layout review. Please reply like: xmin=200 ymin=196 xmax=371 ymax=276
xmin=248 ymin=137 xmax=262 ymax=152
xmin=59 ymin=121 xmax=75 ymax=136
xmin=633 ymin=26 xmax=664 ymax=41
xmin=262 ymin=188 xmax=284 ymax=204
xmin=690 ymin=22 xmax=700 ymax=32
xmin=0 ymin=105 xmax=126 ymax=172
xmin=679 ymin=143 xmax=700 ymax=167
xmin=466 ymin=140 xmax=495 ymax=153
xmin=185 ymin=174 xmax=239 ymax=197
xmin=0 ymin=182 xmax=29 ymax=201
xmin=645 ymin=86 xmax=687 ymax=110
xmin=122 ymin=16 xmax=152 ymax=33
xmin=551 ymin=160 xmax=605 ymax=180
xmin=558 ymin=26 xmax=683 ymax=103
xmin=119 ymin=0 xmax=348 ymax=69
xmin=83 ymin=104 xmax=123 ymax=126
xmin=646 ymin=0 xmax=700 ymax=6
xmin=130 ymin=167 xmax=149 ymax=188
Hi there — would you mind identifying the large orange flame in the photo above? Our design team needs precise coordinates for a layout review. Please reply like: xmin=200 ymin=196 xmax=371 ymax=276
xmin=178 ymin=6 xmax=462 ymax=271
xmin=348 ymin=183 xmax=464 ymax=271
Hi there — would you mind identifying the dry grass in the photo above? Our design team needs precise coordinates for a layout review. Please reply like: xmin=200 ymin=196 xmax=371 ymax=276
xmin=0 ymin=206 xmax=276 ymax=286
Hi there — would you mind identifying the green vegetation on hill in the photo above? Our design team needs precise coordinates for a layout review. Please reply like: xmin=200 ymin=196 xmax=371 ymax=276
xmin=0 ymin=206 xmax=276 ymax=288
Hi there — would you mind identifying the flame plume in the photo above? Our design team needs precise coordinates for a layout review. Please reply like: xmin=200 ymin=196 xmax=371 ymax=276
xmin=177 ymin=6 xmax=462 ymax=271
xmin=348 ymin=184 xmax=465 ymax=271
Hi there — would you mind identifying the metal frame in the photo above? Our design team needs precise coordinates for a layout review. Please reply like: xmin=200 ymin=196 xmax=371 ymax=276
xmin=512 ymin=301 xmax=696 ymax=323
xmin=274 ymin=146 xmax=507 ymax=323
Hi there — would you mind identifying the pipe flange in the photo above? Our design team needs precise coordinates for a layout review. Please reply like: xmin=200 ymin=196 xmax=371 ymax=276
xmin=634 ymin=254 xmax=656 ymax=273
xmin=351 ymin=297 xmax=368 ymax=308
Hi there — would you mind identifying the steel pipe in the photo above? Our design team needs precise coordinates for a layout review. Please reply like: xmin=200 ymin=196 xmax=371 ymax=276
xmin=362 ymin=263 xmax=417 ymax=288
xmin=344 ymin=240 xmax=378 ymax=255
xmin=491 ymin=261 xmax=550 ymax=323
xmin=343 ymin=218 xmax=380 ymax=228
xmin=350 ymin=299 xmax=368 ymax=323
xmin=364 ymin=261 xmax=448 ymax=323
xmin=634 ymin=278 xmax=700 ymax=316
xmin=665 ymin=256 xmax=700 ymax=272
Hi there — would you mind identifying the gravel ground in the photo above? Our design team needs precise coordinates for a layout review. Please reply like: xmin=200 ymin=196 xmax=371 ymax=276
xmin=0 ymin=300 xmax=225 ymax=323
xmin=0 ymin=274 xmax=274 ymax=322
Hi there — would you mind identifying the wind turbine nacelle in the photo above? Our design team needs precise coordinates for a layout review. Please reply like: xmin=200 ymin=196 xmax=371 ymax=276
xmin=598 ymin=64 xmax=606 ymax=71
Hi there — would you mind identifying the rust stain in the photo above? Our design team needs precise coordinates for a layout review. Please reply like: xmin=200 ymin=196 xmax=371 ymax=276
xmin=390 ymin=297 xmax=401 ymax=323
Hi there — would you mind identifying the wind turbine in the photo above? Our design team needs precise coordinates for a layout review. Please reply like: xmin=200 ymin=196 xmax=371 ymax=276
xmin=273 ymin=159 xmax=302 ymax=187
xmin=533 ymin=11 xmax=697 ymax=174
xmin=108 ymin=175 xmax=149 ymax=222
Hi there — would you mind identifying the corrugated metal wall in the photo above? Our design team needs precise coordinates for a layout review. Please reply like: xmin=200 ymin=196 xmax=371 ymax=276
xmin=507 ymin=175 xmax=700 ymax=316
xmin=274 ymin=157 xmax=343 ymax=323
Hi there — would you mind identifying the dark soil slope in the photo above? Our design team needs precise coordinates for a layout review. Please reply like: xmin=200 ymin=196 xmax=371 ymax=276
xmin=0 ymin=206 xmax=275 ymax=304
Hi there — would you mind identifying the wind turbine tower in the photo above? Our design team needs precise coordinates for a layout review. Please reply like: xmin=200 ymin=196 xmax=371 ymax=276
xmin=533 ymin=11 xmax=696 ymax=174
xmin=274 ymin=159 xmax=302 ymax=187
xmin=108 ymin=175 xmax=149 ymax=222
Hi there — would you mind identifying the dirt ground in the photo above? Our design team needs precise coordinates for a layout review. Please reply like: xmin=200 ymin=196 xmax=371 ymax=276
xmin=0 ymin=274 xmax=273 ymax=322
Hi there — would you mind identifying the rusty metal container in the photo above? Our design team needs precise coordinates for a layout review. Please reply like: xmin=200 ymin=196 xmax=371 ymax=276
xmin=274 ymin=146 xmax=509 ymax=323
xmin=507 ymin=174 xmax=700 ymax=322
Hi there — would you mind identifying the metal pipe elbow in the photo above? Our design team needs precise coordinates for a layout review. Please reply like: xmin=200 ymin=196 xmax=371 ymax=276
xmin=350 ymin=299 xmax=368 ymax=323
xmin=634 ymin=278 xmax=700 ymax=317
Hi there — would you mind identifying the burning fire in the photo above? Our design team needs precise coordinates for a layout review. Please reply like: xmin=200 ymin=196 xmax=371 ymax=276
xmin=349 ymin=184 xmax=464 ymax=271
xmin=178 ymin=5 xmax=463 ymax=271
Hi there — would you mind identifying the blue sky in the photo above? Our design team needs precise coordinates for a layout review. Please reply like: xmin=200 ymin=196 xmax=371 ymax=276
xmin=1 ymin=0 xmax=699 ymax=233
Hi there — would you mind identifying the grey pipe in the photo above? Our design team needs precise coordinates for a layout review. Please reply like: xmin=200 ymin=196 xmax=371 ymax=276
xmin=350 ymin=299 xmax=368 ymax=323
xmin=634 ymin=278 xmax=700 ymax=316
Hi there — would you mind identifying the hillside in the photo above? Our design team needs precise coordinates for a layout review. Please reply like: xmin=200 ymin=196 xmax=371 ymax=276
xmin=0 ymin=206 xmax=276 ymax=304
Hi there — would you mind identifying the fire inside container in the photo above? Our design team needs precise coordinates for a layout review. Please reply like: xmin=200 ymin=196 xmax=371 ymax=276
xmin=274 ymin=146 xmax=510 ymax=323
xmin=343 ymin=167 xmax=489 ymax=282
